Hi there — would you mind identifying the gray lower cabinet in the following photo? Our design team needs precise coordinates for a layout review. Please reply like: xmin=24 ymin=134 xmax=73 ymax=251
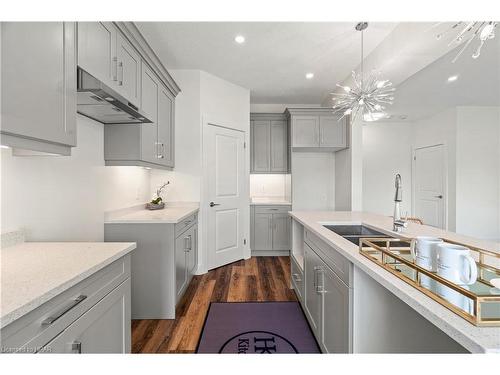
xmin=175 ymin=224 xmax=197 ymax=300
xmin=0 ymin=255 xmax=132 ymax=354
xmin=250 ymin=205 xmax=291 ymax=254
xmin=104 ymin=212 xmax=198 ymax=319
xmin=42 ymin=279 xmax=131 ymax=353
xmin=303 ymin=232 xmax=352 ymax=353
xmin=250 ymin=113 xmax=289 ymax=173
xmin=285 ymin=108 xmax=348 ymax=152
xmin=1 ymin=22 xmax=77 ymax=155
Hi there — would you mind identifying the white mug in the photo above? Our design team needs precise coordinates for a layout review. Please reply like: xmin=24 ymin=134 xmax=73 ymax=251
xmin=410 ymin=236 xmax=443 ymax=272
xmin=436 ymin=243 xmax=478 ymax=285
xmin=436 ymin=283 xmax=474 ymax=314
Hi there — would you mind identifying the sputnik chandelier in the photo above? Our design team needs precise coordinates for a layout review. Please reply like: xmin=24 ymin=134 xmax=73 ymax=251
xmin=332 ymin=22 xmax=395 ymax=122
xmin=436 ymin=22 xmax=498 ymax=63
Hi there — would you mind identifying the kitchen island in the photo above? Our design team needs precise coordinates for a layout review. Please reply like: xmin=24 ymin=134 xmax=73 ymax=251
xmin=289 ymin=211 xmax=500 ymax=353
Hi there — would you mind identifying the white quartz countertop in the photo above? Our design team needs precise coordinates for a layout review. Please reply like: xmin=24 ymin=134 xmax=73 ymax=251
xmin=104 ymin=203 xmax=199 ymax=224
xmin=250 ymin=197 xmax=291 ymax=205
xmin=0 ymin=241 xmax=136 ymax=328
xmin=289 ymin=210 xmax=500 ymax=353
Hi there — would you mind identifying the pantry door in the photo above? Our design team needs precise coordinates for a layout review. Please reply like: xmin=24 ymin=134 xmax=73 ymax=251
xmin=413 ymin=144 xmax=446 ymax=229
xmin=205 ymin=123 xmax=246 ymax=270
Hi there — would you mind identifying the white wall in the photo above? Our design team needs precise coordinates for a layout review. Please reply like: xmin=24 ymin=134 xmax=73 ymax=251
xmin=362 ymin=121 xmax=413 ymax=216
xmin=335 ymin=118 xmax=363 ymax=211
xmin=455 ymin=107 xmax=500 ymax=241
xmin=0 ymin=116 xmax=151 ymax=241
xmin=292 ymin=152 xmax=335 ymax=210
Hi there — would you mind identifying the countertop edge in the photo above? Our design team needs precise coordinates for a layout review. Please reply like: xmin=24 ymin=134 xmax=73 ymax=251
xmin=0 ymin=242 xmax=136 ymax=329
xmin=289 ymin=212 xmax=497 ymax=354
xmin=104 ymin=207 xmax=199 ymax=224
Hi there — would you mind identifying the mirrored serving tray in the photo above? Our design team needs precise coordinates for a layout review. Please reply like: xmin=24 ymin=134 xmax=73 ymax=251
xmin=359 ymin=238 xmax=500 ymax=326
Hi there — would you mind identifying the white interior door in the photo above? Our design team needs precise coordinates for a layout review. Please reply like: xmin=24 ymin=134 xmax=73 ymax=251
xmin=205 ymin=124 xmax=246 ymax=270
xmin=414 ymin=144 xmax=446 ymax=228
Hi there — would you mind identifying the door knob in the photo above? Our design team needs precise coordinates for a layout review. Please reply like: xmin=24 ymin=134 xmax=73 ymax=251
xmin=435 ymin=195 xmax=443 ymax=199
xmin=209 ymin=202 xmax=220 ymax=207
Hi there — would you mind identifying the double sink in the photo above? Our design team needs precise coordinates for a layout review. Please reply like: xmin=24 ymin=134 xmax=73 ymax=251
xmin=323 ymin=224 xmax=404 ymax=247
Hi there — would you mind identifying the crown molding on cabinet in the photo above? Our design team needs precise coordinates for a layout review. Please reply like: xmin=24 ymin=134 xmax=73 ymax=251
xmin=115 ymin=22 xmax=181 ymax=97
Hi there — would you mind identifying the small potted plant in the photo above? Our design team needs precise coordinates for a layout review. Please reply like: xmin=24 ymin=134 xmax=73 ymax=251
xmin=146 ymin=181 xmax=170 ymax=210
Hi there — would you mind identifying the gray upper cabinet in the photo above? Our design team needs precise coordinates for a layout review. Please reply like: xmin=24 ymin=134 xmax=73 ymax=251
xmin=116 ymin=32 xmax=141 ymax=107
xmin=291 ymin=116 xmax=319 ymax=148
xmin=286 ymin=108 xmax=348 ymax=152
xmin=251 ymin=120 xmax=271 ymax=172
xmin=96 ymin=22 xmax=180 ymax=170
xmin=319 ymin=116 xmax=347 ymax=148
xmin=250 ymin=113 xmax=289 ymax=174
xmin=157 ymin=85 xmax=175 ymax=168
xmin=77 ymin=22 xmax=117 ymax=88
xmin=1 ymin=22 xmax=77 ymax=155
xmin=270 ymin=121 xmax=288 ymax=172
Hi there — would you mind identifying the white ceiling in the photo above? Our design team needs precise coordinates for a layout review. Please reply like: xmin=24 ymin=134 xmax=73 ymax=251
xmin=386 ymin=36 xmax=500 ymax=122
xmin=136 ymin=22 xmax=397 ymax=104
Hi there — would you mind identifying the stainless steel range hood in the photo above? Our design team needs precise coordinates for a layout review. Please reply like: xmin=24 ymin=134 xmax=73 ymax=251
xmin=77 ymin=68 xmax=152 ymax=124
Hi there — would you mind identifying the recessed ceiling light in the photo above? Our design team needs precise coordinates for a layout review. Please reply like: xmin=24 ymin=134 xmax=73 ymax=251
xmin=234 ymin=35 xmax=245 ymax=44
xmin=447 ymin=75 xmax=459 ymax=82
xmin=305 ymin=73 xmax=314 ymax=79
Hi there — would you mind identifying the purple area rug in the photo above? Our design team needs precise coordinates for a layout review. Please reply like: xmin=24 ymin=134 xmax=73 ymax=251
xmin=196 ymin=302 xmax=320 ymax=353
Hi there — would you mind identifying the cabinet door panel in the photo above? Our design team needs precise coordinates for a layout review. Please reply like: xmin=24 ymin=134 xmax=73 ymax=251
xmin=140 ymin=65 xmax=159 ymax=164
xmin=116 ymin=33 xmax=141 ymax=106
xmin=292 ymin=116 xmax=319 ymax=147
xmin=321 ymin=266 xmax=350 ymax=353
xmin=251 ymin=120 xmax=271 ymax=172
xmin=270 ymin=120 xmax=288 ymax=172
xmin=1 ymin=22 xmax=76 ymax=147
xmin=43 ymin=279 xmax=130 ymax=354
xmin=186 ymin=226 xmax=197 ymax=275
xmin=319 ymin=116 xmax=346 ymax=148
xmin=77 ymin=22 xmax=116 ymax=87
xmin=157 ymin=85 xmax=175 ymax=167
xmin=304 ymin=244 xmax=322 ymax=336
xmin=253 ymin=213 xmax=273 ymax=250
xmin=175 ymin=233 xmax=188 ymax=300
xmin=272 ymin=213 xmax=290 ymax=250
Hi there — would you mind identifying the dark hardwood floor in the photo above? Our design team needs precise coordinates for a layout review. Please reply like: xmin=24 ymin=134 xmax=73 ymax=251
xmin=131 ymin=256 xmax=297 ymax=353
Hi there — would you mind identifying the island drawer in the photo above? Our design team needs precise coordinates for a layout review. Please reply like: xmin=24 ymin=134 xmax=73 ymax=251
xmin=1 ymin=255 xmax=131 ymax=353
xmin=175 ymin=212 xmax=198 ymax=237
xmin=254 ymin=205 xmax=291 ymax=214
xmin=304 ymin=229 xmax=352 ymax=286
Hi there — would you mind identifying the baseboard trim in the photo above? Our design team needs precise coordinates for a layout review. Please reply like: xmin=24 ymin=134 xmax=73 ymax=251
xmin=251 ymin=250 xmax=290 ymax=257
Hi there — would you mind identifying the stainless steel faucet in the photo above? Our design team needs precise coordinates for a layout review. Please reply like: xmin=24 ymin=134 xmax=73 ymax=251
xmin=393 ymin=174 xmax=408 ymax=232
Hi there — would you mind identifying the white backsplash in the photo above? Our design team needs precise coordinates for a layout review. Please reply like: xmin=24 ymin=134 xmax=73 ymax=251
xmin=250 ymin=174 xmax=291 ymax=199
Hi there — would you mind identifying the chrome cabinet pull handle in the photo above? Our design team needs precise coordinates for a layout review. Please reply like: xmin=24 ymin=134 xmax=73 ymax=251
xmin=118 ymin=62 xmax=123 ymax=86
xmin=71 ymin=341 xmax=82 ymax=354
xmin=42 ymin=295 xmax=87 ymax=326
xmin=112 ymin=57 xmax=118 ymax=81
